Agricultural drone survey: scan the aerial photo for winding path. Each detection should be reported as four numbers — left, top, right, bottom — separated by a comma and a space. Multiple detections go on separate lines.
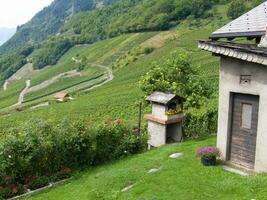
84, 63, 114, 92
72, 57, 114, 91
8, 58, 113, 109
11, 80, 31, 107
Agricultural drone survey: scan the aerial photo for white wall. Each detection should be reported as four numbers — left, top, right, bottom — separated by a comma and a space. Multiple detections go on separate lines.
218, 56, 267, 172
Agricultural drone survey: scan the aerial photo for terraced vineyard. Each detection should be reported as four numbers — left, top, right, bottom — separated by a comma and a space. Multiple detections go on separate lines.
0, 24, 220, 131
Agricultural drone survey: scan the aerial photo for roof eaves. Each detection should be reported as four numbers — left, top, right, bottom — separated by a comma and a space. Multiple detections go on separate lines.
198, 40, 267, 66
210, 31, 265, 39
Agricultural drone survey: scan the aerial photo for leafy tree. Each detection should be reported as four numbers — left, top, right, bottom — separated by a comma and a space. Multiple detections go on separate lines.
140, 51, 212, 108
227, 0, 247, 19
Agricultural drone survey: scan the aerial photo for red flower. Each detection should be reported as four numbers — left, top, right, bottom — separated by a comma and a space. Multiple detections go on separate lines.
4, 176, 11, 181
0, 185, 4, 189
9, 183, 15, 188
13, 189, 18, 194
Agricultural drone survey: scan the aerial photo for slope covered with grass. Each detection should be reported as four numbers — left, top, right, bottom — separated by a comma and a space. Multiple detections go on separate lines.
25, 137, 267, 200
0, 24, 220, 131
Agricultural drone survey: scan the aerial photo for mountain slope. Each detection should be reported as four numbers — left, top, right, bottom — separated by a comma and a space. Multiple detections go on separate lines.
0, 28, 15, 46
0, 0, 113, 54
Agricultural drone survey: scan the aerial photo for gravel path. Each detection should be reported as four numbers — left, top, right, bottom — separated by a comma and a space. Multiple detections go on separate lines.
84, 63, 114, 92
11, 80, 31, 107
72, 57, 114, 92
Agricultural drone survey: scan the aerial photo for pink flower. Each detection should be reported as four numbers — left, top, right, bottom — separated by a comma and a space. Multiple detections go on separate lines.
13, 189, 18, 194
0, 185, 4, 189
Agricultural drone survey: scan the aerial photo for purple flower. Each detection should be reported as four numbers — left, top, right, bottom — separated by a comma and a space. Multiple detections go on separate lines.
196, 146, 220, 158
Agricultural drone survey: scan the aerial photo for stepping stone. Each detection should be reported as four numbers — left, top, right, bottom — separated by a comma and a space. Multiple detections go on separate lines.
169, 153, 183, 159
121, 184, 135, 192
148, 167, 162, 174
223, 165, 249, 176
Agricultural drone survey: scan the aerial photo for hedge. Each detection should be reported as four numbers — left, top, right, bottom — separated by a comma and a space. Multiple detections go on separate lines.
0, 118, 147, 183
183, 104, 218, 139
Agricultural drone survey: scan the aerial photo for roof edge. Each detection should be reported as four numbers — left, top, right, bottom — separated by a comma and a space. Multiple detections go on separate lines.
210, 31, 265, 39
198, 40, 267, 66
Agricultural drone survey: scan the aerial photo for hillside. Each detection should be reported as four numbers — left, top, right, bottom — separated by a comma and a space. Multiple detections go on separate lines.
0, 0, 114, 54
0, 27, 15, 45
0, 20, 222, 132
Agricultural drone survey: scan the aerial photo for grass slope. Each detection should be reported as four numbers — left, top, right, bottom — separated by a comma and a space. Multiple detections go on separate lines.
25, 137, 267, 200
0, 26, 219, 130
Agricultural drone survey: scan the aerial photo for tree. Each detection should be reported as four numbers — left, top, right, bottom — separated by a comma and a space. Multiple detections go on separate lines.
227, 0, 247, 19
140, 51, 212, 108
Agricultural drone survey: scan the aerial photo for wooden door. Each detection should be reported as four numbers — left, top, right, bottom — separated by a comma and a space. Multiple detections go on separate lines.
229, 93, 259, 169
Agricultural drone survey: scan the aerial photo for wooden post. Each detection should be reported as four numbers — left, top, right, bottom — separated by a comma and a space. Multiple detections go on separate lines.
137, 102, 142, 134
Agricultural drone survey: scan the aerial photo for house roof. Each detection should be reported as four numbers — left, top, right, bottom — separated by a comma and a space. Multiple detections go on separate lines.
146, 91, 181, 105
54, 92, 69, 99
198, 40, 267, 66
210, 1, 267, 39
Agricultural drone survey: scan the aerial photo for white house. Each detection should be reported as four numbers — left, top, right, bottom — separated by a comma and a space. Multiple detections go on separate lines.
199, 1, 267, 172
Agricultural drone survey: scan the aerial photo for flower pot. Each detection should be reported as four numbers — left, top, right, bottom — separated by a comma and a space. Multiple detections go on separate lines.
201, 156, 217, 166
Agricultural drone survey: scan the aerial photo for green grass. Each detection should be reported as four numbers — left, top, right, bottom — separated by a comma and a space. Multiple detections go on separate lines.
25, 137, 267, 200
23, 66, 105, 102
0, 80, 25, 108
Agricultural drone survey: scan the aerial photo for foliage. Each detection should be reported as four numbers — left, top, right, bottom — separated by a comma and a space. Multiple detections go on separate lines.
183, 103, 218, 138
0, 0, 223, 83
63, 0, 220, 45
227, 0, 247, 19
0, 0, 106, 54
24, 175, 50, 191
140, 51, 218, 138
112, 46, 154, 70
0, 118, 147, 184
31, 37, 74, 69
0, 176, 25, 199
140, 51, 213, 109
227, 0, 265, 19
0, 45, 34, 84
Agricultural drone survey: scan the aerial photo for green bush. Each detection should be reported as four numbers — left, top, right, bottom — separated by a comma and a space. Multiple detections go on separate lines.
0, 118, 147, 184
183, 103, 218, 139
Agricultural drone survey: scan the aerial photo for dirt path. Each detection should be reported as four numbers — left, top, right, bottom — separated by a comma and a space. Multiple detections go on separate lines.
84, 63, 114, 92
26, 70, 81, 94
3, 81, 8, 91
11, 80, 31, 107
72, 57, 114, 91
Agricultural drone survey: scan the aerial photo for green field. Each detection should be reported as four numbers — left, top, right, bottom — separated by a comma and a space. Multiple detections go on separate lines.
24, 137, 267, 200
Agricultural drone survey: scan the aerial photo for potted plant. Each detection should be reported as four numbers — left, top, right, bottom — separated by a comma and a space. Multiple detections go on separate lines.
196, 146, 220, 166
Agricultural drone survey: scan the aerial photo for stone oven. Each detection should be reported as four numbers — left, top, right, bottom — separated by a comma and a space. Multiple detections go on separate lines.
144, 91, 185, 148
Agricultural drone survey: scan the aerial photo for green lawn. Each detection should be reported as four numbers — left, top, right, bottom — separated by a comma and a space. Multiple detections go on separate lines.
25, 137, 267, 200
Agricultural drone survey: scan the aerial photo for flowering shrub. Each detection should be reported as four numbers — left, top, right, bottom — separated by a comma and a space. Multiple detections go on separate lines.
0, 117, 147, 196
196, 146, 220, 159
24, 175, 50, 191
0, 176, 25, 199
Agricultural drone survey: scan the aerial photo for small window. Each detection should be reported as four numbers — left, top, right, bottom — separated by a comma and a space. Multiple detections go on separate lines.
241, 103, 252, 129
